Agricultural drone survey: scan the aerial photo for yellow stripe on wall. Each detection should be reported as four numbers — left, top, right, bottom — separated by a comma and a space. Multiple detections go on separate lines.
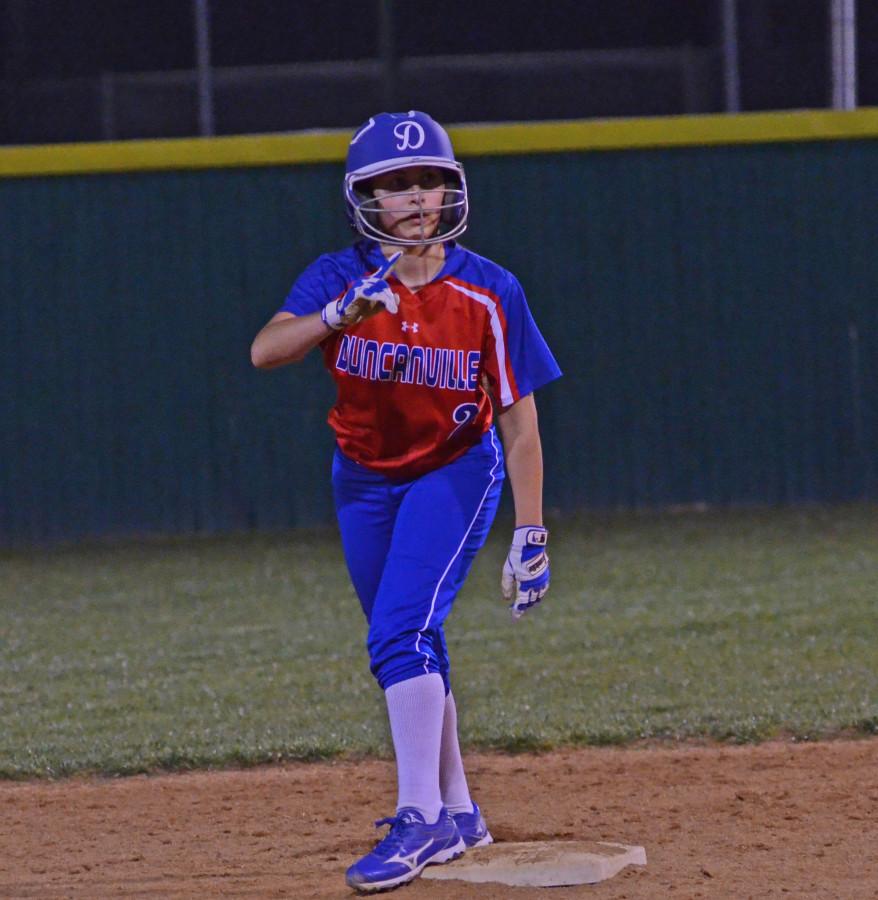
2, 108, 878, 179
451, 108, 878, 155
0, 131, 351, 179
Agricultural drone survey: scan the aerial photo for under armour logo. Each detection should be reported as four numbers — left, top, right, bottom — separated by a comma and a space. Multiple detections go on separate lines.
401, 321, 419, 333
394, 120, 425, 151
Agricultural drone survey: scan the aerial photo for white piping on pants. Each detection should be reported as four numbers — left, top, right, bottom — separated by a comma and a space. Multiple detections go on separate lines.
414, 428, 504, 674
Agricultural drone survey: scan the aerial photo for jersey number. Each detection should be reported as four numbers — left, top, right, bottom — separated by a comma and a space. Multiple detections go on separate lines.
447, 402, 479, 440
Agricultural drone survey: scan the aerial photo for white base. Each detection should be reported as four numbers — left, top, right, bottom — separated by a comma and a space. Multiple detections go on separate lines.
422, 840, 647, 887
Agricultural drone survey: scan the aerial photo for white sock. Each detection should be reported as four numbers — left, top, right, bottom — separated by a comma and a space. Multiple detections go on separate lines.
439, 691, 474, 816
385, 673, 445, 823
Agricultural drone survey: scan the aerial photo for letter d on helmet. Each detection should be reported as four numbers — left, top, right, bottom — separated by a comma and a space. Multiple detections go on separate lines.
344, 111, 468, 247
393, 120, 426, 151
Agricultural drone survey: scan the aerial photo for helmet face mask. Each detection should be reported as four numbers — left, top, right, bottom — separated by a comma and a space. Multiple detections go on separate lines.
348, 166, 467, 246
344, 112, 469, 247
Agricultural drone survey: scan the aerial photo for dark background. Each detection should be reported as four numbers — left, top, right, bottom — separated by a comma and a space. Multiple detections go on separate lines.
0, 0, 875, 144
0, 0, 835, 76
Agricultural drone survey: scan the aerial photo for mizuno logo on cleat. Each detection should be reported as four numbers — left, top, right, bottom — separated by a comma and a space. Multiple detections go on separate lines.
385, 839, 434, 871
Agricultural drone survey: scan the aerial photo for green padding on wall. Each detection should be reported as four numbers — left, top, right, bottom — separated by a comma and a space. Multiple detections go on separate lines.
1, 141, 876, 542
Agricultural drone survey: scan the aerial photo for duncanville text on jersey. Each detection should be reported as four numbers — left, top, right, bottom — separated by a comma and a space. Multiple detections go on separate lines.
336, 335, 481, 392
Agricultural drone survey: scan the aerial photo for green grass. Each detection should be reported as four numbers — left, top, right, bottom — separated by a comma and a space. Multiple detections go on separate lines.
1, 506, 876, 778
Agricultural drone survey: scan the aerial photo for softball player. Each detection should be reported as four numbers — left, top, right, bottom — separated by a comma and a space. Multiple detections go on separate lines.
251, 110, 561, 893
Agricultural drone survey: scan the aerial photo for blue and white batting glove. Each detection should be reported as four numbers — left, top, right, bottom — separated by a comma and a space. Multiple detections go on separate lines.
501, 526, 550, 620
321, 251, 401, 330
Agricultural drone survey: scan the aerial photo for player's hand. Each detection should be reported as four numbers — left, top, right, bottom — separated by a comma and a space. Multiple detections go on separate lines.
501, 526, 550, 620
321, 252, 401, 330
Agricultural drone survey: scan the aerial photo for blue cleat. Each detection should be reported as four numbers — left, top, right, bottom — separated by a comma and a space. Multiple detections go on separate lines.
452, 802, 493, 848
346, 806, 466, 893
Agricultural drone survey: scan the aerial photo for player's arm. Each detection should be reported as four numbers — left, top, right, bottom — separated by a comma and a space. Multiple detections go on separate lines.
252, 251, 402, 370
496, 393, 550, 619
496, 393, 543, 526
251, 311, 330, 369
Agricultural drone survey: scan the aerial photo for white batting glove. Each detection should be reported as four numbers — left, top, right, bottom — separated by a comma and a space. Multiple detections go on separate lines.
322, 251, 401, 330
501, 526, 550, 620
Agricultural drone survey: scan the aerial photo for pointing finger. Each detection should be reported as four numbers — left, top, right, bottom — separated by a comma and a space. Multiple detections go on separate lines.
375, 251, 403, 279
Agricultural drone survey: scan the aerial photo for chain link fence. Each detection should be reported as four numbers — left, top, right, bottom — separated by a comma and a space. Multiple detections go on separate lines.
0, 37, 873, 145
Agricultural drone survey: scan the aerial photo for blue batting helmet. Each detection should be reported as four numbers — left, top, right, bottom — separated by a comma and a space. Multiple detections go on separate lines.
344, 111, 468, 246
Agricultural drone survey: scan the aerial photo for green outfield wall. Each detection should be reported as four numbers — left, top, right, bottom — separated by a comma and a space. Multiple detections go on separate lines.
1, 111, 877, 543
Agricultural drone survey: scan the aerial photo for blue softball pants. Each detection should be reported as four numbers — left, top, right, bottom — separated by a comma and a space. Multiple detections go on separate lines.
331, 428, 505, 692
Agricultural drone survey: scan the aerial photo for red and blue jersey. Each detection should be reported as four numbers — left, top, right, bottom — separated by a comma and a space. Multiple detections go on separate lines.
280, 240, 561, 480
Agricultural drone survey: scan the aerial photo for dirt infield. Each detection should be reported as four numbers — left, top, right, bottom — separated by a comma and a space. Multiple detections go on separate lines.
2, 738, 876, 899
